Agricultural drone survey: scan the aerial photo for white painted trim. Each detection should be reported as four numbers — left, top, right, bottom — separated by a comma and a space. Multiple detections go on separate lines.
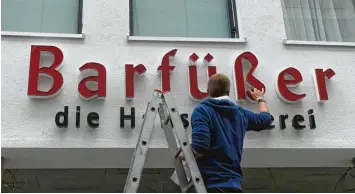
234, 0, 245, 40
127, 35, 247, 43
283, 39, 355, 47
1, 31, 85, 39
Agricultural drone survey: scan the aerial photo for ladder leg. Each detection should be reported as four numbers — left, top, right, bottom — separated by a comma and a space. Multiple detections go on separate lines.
158, 109, 189, 191
162, 93, 207, 193
123, 95, 160, 193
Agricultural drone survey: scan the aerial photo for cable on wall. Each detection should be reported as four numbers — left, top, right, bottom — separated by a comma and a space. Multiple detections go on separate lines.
333, 157, 355, 192
2, 169, 28, 192
267, 168, 277, 192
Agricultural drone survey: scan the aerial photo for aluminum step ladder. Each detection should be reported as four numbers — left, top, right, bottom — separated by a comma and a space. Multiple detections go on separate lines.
123, 90, 207, 193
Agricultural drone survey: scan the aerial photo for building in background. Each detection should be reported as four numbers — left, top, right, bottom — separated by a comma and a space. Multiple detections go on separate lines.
1, 0, 355, 192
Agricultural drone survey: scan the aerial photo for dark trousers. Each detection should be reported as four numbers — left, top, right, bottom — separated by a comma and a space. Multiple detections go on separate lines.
207, 187, 243, 193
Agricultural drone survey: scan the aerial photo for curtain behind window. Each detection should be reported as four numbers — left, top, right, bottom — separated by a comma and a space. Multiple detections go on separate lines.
282, 0, 355, 42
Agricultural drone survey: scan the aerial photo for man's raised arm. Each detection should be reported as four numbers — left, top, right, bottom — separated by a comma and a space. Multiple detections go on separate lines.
244, 88, 274, 131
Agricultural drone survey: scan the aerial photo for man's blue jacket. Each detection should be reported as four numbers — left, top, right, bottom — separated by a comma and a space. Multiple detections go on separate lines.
191, 96, 274, 189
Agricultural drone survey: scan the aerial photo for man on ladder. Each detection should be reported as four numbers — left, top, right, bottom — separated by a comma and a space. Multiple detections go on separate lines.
124, 89, 208, 193
124, 73, 273, 193
178, 74, 274, 193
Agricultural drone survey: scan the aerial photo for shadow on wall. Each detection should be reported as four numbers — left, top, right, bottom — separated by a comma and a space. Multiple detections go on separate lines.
2, 168, 355, 193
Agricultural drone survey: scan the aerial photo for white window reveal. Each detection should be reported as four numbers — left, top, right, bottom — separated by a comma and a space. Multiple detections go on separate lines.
130, 0, 240, 39
281, 0, 355, 42
1, 0, 83, 34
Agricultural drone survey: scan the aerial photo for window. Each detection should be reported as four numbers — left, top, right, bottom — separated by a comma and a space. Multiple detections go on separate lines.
1, 0, 82, 34
281, 0, 355, 42
130, 0, 239, 39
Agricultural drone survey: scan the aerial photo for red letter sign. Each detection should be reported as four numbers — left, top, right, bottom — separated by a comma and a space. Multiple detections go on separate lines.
276, 67, 306, 103
157, 49, 177, 92
78, 63, 107, 100
188, 53, 216, 100
313, 68, 336, 103
27, 45, 64, 98
233, 52, 265, 102
125, 64, 147, 100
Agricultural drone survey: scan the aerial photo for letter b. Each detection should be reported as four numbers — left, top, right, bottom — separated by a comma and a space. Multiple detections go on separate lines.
27, 45, 64, 98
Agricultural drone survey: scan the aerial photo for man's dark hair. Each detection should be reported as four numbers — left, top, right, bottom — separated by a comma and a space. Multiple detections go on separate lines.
207, 74, 231, 97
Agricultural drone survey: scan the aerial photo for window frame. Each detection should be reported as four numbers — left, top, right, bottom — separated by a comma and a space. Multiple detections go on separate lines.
128, 0, 246, 43
77, 0, 84, 34
1, 0, 84, 38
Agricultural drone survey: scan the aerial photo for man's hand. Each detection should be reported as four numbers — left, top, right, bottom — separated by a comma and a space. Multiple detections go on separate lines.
249, 88, 265, 101
249, 88, 269, 113
178, 149, 203, 161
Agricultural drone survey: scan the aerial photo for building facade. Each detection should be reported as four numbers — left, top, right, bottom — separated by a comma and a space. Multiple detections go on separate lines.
1, 0, 355, 192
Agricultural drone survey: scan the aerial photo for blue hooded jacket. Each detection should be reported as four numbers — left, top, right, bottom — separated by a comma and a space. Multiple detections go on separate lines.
191, 97, 274, 189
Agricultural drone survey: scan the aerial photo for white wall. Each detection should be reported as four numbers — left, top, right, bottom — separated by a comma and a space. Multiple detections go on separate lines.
2, 0, 355, 168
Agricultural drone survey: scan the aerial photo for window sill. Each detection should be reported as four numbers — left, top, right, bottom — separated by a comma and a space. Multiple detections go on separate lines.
1, 31, 85, 39
127, 35, 247, 44
283, 39, 355, 47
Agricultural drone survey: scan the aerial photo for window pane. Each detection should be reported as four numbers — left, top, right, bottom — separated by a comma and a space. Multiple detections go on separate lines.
132, 0, 187, 37
132, 0, 232, 38
41, 0, 80, 34
282, 0, 355, 42
185, 0, 231, 38
1, 0, 42, 33
1, 0, 80, 34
